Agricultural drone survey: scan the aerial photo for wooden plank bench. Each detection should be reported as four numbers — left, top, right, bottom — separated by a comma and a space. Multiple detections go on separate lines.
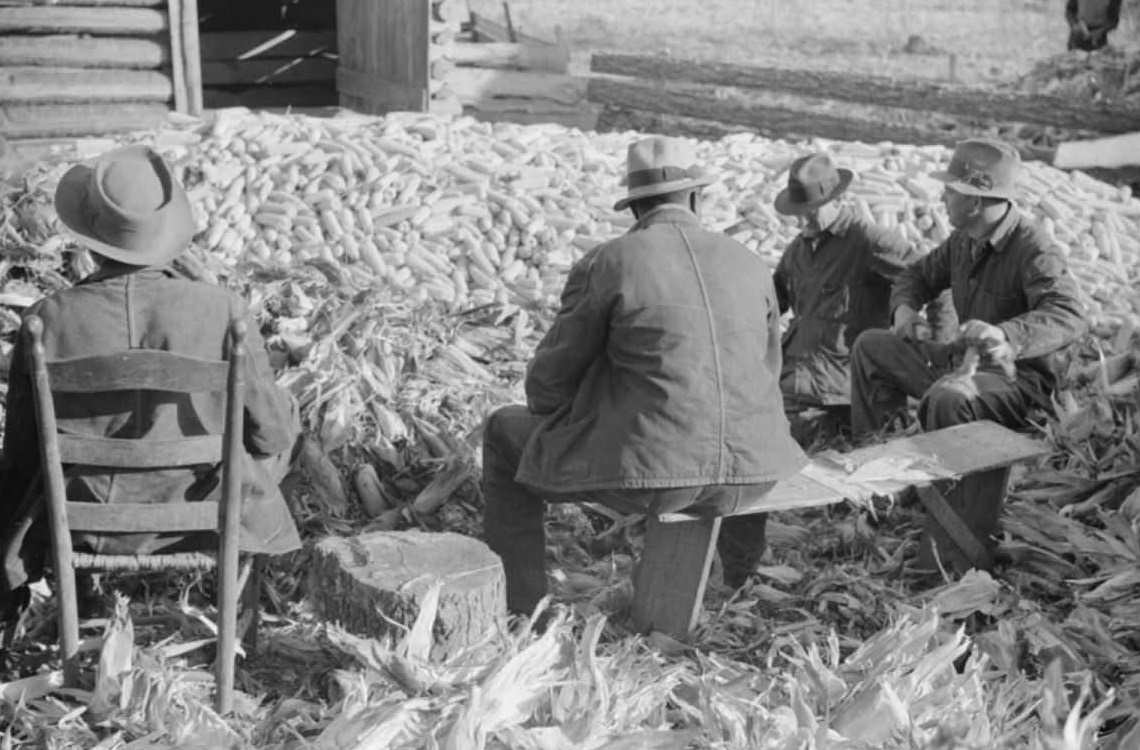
630, 420, 1048, 640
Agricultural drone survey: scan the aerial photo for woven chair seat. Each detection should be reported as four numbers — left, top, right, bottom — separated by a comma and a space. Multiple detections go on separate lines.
71, 551, 216, 572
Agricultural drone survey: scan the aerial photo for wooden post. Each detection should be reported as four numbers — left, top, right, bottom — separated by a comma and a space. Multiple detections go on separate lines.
631, 515, 721, 640
916, 468, 1011, 574
181, 0, 203, 116
167, 0, 186, 113
26, 317, 81, 686
948, 53, 958, 84
502, 1, 517, 43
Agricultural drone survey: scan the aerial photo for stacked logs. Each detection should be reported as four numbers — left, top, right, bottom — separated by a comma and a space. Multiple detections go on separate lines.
0, 0, 183, 139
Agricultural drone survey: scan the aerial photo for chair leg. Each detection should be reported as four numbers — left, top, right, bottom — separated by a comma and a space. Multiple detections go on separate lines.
55, 563, 81, 686
632, 515, 721, 640
215, 543, 240, 714
238, 554, 262, 654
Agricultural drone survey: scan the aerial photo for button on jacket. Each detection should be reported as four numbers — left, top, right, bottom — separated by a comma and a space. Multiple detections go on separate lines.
515, 204, 806, 492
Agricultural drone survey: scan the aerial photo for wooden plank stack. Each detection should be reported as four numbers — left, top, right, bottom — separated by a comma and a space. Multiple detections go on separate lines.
201, 28, 337, 110
0, 0, 181, 139
429, 5, 589, 128
199, 0, 337, 110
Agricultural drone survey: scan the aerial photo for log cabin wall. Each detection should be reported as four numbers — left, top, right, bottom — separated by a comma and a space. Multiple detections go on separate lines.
0, 0, 184, 139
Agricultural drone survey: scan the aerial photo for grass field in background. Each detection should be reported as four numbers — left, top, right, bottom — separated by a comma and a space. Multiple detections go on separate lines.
468, 0, 1139, 84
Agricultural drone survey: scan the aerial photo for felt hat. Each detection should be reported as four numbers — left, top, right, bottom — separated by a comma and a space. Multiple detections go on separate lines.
931, 138, 1021, 201
54, 145, 195, 267
613, 136, 715, 211
773, 153, 854, 216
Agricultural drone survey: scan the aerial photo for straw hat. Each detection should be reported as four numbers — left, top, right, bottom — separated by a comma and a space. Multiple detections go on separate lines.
613, 136, 715, 211
54, 145, 195, 267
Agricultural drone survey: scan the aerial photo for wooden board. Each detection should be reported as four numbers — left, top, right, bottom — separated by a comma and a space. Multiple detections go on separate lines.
336, 0, 429, 114
21, 0, 163, 5
591, 53, 1140, 136
0, 102, 168, 139
201, 30, 336, 62
443, 41, 569, 72
464, 11, 550, 46
0, 35, 168, 68
203, 57, 336, 86
0, 67, 173, 103
631, 515, 721, 639
447, 68, 586, 106
203, 85, 338, 110
660, 421, 1047, 522
0, 6, 168, 35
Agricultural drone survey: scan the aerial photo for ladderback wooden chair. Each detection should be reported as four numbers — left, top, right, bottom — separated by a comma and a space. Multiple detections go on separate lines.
24, 314, 248, 714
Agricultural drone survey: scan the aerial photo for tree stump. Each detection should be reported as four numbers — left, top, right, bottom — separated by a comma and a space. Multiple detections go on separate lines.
307, 530, 506, 660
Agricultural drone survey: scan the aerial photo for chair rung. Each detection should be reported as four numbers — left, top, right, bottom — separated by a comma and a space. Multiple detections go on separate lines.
71, 551, 217, 571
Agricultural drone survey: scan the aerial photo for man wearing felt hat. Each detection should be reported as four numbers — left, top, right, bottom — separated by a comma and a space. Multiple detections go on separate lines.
0, 145, 302, 621
850, 137, 1085, 439
482, 136, 805, 612
772, 152, 953, 445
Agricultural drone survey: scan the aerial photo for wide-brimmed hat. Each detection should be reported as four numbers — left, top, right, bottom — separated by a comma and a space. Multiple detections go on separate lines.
931, 138, 1020, 201
613, 136, 715, 211
774, 153, 854, 216
54, 145, 195, 267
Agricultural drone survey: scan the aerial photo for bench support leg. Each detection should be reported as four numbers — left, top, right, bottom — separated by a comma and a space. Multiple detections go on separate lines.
917, 467, 1011, 574
632, 515, 721, 640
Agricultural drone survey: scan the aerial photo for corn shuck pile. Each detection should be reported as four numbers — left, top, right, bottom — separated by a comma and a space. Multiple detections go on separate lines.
2, 109, 1140, 747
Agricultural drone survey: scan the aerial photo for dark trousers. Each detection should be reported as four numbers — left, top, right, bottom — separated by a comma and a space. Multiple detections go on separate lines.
1068, 27, 1111, 51
849, 329, 1030, 437
482, 405, 773, 615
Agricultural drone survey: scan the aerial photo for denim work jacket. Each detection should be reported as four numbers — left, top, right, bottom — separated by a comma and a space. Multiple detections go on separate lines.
515, 205, 807, 492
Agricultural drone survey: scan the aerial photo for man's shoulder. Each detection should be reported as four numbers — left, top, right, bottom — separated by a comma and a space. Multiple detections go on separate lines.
40, 273, 239, 320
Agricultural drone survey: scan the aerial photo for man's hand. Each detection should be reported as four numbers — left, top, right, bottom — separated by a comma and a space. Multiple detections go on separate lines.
958, 319, 1016, 378
892, 304, 929, 341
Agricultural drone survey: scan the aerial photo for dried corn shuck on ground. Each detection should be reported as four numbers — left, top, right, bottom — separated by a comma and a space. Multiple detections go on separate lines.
3, 109, 1140, 747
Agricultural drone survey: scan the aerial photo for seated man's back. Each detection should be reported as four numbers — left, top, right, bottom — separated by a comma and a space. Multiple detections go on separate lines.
1, 145, 301, 612
519, 203, 798, 490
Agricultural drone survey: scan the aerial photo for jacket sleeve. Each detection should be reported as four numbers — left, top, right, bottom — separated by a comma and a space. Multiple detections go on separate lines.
997, 247, 1088, 360
231, 299, 299, 457
863, 223, 917, 284
772, 247, 792, 315
890, 238, 954, 316
0, 313, 40, 532
525, 249, 611, 415
1108, 0, 1122, 29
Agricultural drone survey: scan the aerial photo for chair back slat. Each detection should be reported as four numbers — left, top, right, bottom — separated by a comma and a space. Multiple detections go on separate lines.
57, 434, 223, 468
46, 351, 229, 393
66, 501, 220, 533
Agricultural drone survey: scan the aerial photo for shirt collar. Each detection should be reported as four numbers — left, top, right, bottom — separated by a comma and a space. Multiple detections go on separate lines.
801, 205, 853, 244
79, 263, 179, 285
632, 203, 701, 231
977, 205, 1020, 254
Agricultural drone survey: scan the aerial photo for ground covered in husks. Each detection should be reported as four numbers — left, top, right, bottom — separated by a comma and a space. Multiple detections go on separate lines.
2, 110, 1140, 748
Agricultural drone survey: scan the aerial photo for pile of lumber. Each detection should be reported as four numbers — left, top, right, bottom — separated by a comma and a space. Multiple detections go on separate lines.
199, 27, 337, 110
429, 4, 588, 128
0, 0, 190, 139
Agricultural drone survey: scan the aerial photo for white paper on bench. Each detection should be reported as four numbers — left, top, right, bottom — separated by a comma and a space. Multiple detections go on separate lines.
656, 451, 958, 522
